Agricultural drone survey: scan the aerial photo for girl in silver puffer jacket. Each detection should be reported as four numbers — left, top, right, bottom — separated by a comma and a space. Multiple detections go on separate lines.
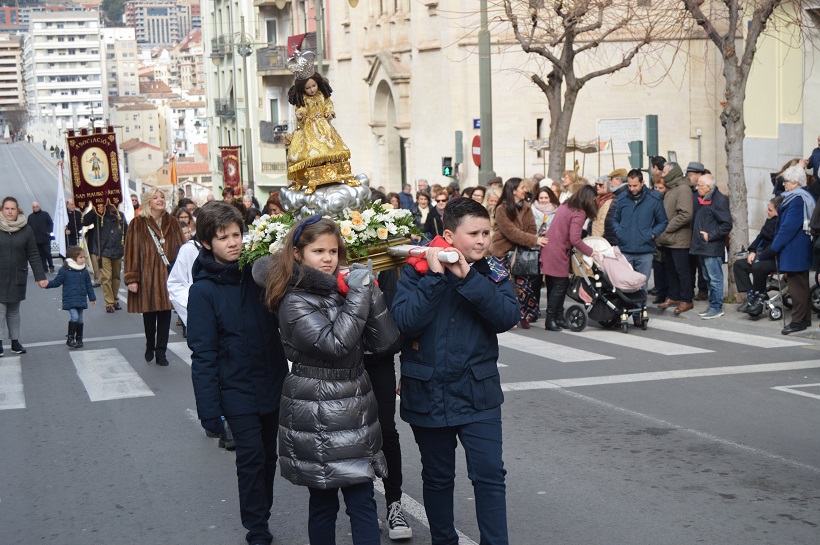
259, 216, 400, 545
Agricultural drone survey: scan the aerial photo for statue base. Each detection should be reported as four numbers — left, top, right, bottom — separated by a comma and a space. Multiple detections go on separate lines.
280, 173, 372, 219
288, 160, 360, 195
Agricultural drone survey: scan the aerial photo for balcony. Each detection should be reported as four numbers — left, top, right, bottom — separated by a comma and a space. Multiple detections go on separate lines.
210, 36, 227, 58
261, 161, 287, 173
256, 45, 287, 74
260, 120, 288, 145
254, 0, 290, 6
214, 98, 235, 119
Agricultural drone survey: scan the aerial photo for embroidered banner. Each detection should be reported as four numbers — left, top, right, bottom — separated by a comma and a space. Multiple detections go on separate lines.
220, 146, 242, 196
67, 129, 122, 217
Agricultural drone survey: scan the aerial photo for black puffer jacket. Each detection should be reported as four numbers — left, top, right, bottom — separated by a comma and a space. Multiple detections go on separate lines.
276, 262, 400, 489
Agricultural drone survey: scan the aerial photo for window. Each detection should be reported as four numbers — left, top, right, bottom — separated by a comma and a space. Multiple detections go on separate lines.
147, 153, 152, 160
266, 19, 278, 45
270, 98, 279, 124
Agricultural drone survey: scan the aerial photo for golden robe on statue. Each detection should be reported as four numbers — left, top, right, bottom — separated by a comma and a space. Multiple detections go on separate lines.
287, 93, 350, 181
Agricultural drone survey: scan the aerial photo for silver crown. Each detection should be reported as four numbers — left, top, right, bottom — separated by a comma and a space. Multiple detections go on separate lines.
287, 49, 316, 80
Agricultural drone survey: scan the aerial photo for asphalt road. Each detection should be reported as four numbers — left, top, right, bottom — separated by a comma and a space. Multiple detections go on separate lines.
0, 141, 817, 545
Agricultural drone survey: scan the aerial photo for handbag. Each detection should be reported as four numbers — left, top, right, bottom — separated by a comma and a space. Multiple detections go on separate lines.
506, 245, 540, 276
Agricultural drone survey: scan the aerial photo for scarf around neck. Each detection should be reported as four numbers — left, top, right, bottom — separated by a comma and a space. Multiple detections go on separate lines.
66, 258, 86, 271
0, 213, 27, 233
781, 187, 816, 235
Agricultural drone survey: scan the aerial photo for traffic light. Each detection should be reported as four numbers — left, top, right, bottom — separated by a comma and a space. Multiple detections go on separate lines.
628, 140, 644, 169
442, 157, 453, 177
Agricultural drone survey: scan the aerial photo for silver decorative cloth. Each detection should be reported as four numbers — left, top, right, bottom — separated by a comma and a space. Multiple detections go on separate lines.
280, 174, 372, 219
287, 49, 317, 80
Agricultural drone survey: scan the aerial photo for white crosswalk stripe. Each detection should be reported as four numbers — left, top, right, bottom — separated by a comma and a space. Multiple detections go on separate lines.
70, 348, 155, 402
650, 318, 807, 348
2, 318, 814, 411
563, 329, 713, 356
497, 331, 613, 362
168, 342, 192, 366
0, 356, 25, 409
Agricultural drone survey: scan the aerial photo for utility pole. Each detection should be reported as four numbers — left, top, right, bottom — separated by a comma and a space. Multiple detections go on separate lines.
314, 0, 324, 76
238, 16, 254, 194
478, 0, 496, 185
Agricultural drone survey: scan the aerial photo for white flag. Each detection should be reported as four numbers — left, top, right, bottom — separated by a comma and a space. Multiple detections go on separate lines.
53, 163, 68, 258
120, 150, 134, 223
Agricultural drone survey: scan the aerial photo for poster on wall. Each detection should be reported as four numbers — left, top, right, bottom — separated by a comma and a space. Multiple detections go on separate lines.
220, 146, 242, 196
67, 128, 122, 217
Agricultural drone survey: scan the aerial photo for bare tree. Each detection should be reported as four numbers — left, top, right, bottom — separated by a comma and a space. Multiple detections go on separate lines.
3, 107, 27, 134
681, 0, 789, 294
502, 0, 683, 181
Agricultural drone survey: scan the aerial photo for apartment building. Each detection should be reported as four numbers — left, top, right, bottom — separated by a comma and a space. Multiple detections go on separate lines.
18, 5, 88, 28
109, 101, 166, 150
0, 33, 24, 125
102, 28, 140, 97
23, 11, 106, 131
124, 0, 195, 46
203, 0, 291, 192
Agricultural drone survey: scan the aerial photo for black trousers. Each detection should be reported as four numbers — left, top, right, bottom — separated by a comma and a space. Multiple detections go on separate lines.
652, 256, 667, 297
364, 354, 403, 505
662, 248, 693, 302
37, 242, 53, 270
142, 310, 171, 354
226, 411, 279, 545
733, 258, 776, 294
545, 275, 569, 316
786, 271, 811, 323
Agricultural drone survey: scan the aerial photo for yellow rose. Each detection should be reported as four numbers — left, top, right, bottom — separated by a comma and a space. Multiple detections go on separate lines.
351, 211, 362, 221
340, 224, 353, 237
351, 217, 364, 228
377, 227, 389, 240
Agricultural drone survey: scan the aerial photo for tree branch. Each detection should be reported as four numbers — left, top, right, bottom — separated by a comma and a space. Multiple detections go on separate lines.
681, 0, 724, 49
577, 38, 646, 87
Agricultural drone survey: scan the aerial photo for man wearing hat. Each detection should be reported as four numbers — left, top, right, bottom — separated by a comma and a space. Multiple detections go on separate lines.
609, 168, 629, 197
686, 161, 710, 301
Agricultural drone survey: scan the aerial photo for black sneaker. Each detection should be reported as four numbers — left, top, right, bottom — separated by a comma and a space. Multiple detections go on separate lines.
0, 340, 4, 357
11, 340, 26, 354
386, 501, 412, 540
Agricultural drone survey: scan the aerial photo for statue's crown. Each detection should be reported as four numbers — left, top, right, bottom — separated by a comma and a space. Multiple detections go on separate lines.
287, 48, 316, 80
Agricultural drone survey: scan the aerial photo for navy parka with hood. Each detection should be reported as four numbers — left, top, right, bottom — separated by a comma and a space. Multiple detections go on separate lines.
187, 251, 288, 420
391, 259, 519, 428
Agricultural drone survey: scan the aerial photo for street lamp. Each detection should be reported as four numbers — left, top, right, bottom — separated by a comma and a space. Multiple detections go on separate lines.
235, 18, 255, 195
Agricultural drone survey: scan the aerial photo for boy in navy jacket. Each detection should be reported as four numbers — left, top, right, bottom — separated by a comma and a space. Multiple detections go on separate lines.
391, 198, 519, 545
187, 201, 288, 545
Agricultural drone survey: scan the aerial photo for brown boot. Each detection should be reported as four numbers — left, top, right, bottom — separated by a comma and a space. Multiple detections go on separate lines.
673, 302, 694, 314
657, 299, 680, 309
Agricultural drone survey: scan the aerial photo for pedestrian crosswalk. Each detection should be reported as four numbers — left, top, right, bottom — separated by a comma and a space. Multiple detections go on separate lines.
70, 348, 154, 402
0, 318, 813, 410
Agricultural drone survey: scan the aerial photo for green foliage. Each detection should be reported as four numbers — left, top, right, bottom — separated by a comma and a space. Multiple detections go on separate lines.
101, 0, 127, 27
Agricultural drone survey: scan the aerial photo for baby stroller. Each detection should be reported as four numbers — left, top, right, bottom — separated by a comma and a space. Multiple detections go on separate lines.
564, 237, 649, 333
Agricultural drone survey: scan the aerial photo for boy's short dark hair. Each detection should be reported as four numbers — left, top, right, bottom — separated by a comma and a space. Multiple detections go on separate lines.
442, 197, 490, 232
196, 201, 243, 247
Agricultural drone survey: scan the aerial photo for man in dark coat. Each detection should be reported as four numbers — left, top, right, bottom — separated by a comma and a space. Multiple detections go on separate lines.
27, 201, 54, 273
690, 174, 733, 319
64, 199, 83, 248
612, 169, 668, 308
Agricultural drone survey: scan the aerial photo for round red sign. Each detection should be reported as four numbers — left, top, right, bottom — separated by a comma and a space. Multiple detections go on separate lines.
472, 135, 481, 167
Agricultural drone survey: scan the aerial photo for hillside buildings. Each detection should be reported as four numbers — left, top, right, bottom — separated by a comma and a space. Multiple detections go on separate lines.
23, 10, 105, 131
0, 33, 24, 127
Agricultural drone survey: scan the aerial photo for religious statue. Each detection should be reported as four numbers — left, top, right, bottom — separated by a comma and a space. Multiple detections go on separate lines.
285, 50, 359, 195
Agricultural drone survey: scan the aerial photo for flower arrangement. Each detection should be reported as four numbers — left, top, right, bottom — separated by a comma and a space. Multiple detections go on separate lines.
239, 202, 420, 268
